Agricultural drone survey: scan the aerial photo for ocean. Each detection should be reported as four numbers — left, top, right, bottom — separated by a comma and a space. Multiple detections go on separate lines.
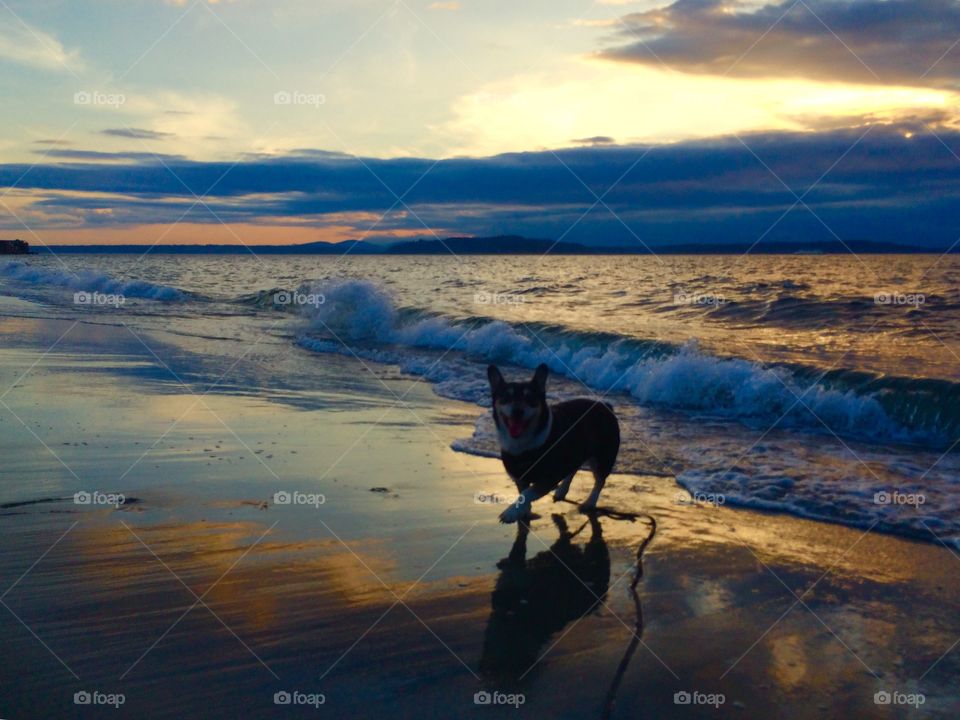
1, 252, 957, 546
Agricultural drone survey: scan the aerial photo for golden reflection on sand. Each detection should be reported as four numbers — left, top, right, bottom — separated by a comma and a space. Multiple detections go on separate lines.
770, 634, 808, 690
69, 520, 407, 633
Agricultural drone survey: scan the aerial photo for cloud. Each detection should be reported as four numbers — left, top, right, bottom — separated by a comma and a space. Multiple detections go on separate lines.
101, 128, 175, 140
439, 57, 953, 156
602, 0, 960, 87
572, 18, 620, 27
0, 17, 81, 72
572, 136, 617, 145
114, 92, 248, 160
4, 124, 960, 247
33, 149, 186, 162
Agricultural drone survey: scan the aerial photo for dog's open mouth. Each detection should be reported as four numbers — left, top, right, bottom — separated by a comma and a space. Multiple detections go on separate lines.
505, 417, 528, 438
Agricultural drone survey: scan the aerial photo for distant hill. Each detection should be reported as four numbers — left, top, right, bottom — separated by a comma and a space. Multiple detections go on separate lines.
0, 239, 29, 255
31, 235, 948, 255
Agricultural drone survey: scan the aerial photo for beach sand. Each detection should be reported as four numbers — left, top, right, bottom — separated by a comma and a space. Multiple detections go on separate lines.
1, 315, 958, 719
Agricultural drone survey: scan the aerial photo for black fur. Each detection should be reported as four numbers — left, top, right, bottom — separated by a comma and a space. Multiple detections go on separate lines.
488, 363, 620, 500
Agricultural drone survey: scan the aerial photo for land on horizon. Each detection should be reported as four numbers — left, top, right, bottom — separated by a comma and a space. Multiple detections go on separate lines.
15, 235, 955, 255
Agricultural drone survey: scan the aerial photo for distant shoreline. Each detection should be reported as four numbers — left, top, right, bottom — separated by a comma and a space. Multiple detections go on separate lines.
21, 234, 956, 255
27, 250, 955, 255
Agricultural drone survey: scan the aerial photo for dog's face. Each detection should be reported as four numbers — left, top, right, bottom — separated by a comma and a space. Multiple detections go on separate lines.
487, 363, 549, 441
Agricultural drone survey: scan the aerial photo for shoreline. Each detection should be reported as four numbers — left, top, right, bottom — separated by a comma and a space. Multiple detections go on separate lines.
1, 315, 958, 718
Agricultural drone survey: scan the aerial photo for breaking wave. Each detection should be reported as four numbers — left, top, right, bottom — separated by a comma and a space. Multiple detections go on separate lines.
0, 260, 185, 301
293, 279, 958, 447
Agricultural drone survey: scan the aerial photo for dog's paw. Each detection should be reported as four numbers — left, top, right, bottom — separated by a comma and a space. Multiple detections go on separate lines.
499, 504, 527, 524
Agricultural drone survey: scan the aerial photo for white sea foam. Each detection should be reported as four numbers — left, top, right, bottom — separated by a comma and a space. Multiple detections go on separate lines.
295, 278, 919, 444
676, 466, 958, 547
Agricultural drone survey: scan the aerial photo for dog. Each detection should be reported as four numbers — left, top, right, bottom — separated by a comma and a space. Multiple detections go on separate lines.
487, 363, 620, 523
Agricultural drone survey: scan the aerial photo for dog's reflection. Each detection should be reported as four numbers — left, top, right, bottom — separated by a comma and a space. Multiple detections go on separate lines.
479, 514, 610, 682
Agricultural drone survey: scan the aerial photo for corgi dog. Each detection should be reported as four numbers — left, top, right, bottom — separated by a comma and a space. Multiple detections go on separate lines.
487, 363, 620, 523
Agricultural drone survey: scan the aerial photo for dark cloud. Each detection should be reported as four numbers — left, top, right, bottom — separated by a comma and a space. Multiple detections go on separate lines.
100, 128, 174, 140
602, 0, 960, 87
572, 136, 616, 146
32, 149, 186, 162
3, 123, 960, 247
33, 139, 73, 146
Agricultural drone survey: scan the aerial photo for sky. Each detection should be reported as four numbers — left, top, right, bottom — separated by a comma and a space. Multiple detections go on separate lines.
1, 0, 959, 248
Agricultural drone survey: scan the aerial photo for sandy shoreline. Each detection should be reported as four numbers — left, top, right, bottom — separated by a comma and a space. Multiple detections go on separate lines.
1, 314, 958, 718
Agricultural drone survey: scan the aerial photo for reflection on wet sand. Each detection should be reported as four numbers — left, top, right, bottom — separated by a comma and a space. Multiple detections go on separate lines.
601, 513, 656, 720
479, 511, 658, 718
480, 515, 611, 683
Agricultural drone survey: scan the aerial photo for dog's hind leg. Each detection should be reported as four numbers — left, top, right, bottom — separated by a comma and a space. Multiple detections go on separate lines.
553, 471, 576, 502
579, 458, 607, 512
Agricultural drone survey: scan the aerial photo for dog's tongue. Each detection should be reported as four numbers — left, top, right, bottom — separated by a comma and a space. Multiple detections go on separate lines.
507, 418, 526, 438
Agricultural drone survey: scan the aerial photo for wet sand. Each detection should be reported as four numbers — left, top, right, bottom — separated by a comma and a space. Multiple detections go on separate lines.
1, 315, 958, 719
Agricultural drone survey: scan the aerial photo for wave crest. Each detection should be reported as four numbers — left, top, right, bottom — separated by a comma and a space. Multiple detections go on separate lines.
0, 260, 184, 301
295, 279, 953, 446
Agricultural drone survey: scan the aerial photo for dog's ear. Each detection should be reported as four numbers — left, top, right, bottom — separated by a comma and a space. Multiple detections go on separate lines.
532, 363, 549, 394
487, 364, 505, 393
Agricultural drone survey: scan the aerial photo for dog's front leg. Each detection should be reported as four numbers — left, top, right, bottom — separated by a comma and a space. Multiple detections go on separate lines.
499, 486, 545, 524
553, 471, 576, 501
